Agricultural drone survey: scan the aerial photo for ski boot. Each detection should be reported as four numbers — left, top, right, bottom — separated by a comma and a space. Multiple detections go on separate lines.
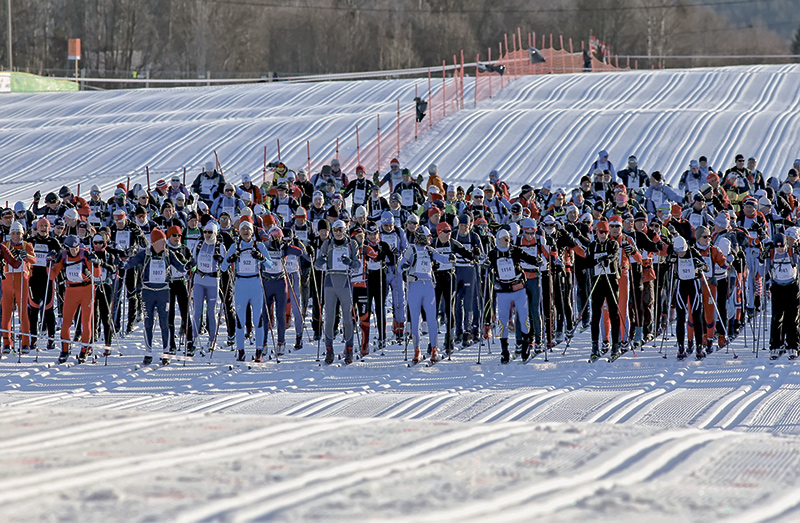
770, 347, 782, 360
696, 345, 706, 360
430, 347, 440, 363
705, 340, 714, 355
500, 339, 510, 364
168, 346, 177, 355
58, 351, 70, 364
324, 346, 335, 365
608, 343, 621, 362
534, 342, 543, 354
236, 349, 246, 362
788, 348, 799, 360
2, 346, 10, 355
677, 345, 687, 360
77, 350, 88, 364
187, 341, 195, 357
227, 335, 235, 347
142, 355, 153, 365
590, 342, 601, 362
343, 346, 354, 365
521, 342, 531, 362
687, 342, 694, 355
47, 340, 56, 351
412, 347, 421, 365
20, 345, 30, 355
254, 349, 264, 363
462, 332, 472, 347
276, 342, 285, 356
601, 341, 610, 355
294, 335, 303, 351
161, 356, 170, 366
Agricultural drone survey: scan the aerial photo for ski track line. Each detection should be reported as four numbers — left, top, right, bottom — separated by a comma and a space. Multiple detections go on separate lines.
600, 367, 689, 424
691, 364, 777, 430
417, 428, 729, 523
0, 417, 371, 506
712, 364, 797, 431
489, 431, 731, 522
177, 422, 536, 523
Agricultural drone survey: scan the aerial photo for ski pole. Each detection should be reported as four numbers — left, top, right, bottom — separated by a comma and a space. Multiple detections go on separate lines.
699, 271, 736, 359
562, 272, 601, 356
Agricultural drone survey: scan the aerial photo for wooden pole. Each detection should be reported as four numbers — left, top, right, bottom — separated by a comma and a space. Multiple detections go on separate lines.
427, 68, 432, 129
460, 49, 465, 110
415, 84, 418, 140
276, 139, 281, 162
356, 124, 361, 165
146, 166, 150, 190
442, 60, 446, 119
488, 47, 492, 98
475, 53, 479, 108
263, 145, 267, 184
336, 137, 339, 161
306, 140, 311, 172
396, 99, 401, 157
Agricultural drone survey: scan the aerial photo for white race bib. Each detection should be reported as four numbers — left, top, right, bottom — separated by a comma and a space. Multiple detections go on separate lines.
496, 257, 516, 280
115, 230, 131, 250
331, 246, 349, 272
200, 178, 214, 196
239, 251, 257, 275
354, 188, 366, 204
277, 204, 291, 223
295, 229, 308, 244
401, 189, 414, 207
774, 260, 796, 281
197, 253, 213, 273
66, 262, 83, 283
383, 234, 398, 251
285, 255, 300, 274
414, 249, 432, 275
149, 259, 166, 283
222, 205, 235, 218
677, 258, 695, 280
34, 244, 48, 267
689, 213, 704, 231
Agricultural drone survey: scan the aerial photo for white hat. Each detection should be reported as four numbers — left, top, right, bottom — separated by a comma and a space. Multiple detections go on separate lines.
242, 173, 251, 183
204, 161, 214, 172
197, 201, 209, 212
204, 221, 218, 233
90, 185, 101, 193
472, 188, 484, 198
10, 221, 24, 234
253, 204, 266, 216
332, 220, 346, 230
239, 220, 253, 230
428, 163, 438, 175
496, 229, 510, 241
64, 208, 79, 221
241, 192, 252, 203
786, 227, 799, 239
673, 235, 687, 252
354, 206, 367, 218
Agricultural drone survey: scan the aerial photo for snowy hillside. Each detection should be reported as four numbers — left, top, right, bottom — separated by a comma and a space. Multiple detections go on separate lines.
4, 65, 800, 521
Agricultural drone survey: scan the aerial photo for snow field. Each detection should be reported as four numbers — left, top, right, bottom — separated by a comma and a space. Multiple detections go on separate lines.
4, 64, 800, 520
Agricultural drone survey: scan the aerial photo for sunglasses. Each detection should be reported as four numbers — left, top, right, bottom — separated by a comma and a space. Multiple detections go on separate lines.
170, 234, 180, 238
203, 231, 214, 234
699, 235, 710, 239
776, 244, 786, 248
93, 241, 105, 245
609, 224, 622, 228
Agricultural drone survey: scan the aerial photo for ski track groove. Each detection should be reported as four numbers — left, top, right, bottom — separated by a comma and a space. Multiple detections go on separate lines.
175, 422, 537, 522
0, 417, 372, 506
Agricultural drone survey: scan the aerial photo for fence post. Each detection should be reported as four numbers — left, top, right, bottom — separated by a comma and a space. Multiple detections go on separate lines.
501, 38, 507, 87
263, 146, 267, 184
442, 60, 446, 119
512, 33, 517, 80
277, 139, 281, 162
488, 47, 492, 98
183, 167, 186, 186
475, 53, 479, 108
428, 68, 432, 129
307, 140, 311, 173
146, 166, 150, 190
336, 137, 339, 161
460, 49, 465, 109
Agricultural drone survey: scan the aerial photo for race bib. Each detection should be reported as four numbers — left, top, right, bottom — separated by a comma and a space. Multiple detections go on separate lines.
689, 213, 704, 230
415, 249, 432, 275
65, 262, 83, 283
651, 191, 664, 208
367, 258, 382, 271
277, 204, 291, 223
285, 255, 300, 274
239, 251, 257, 274
115, 230, 131, 250
222, 205, 235, 218
295, 229, 308, 244
774, 261, 796, 281
197, 253, 213, 273
331, 246, 349, 272
200, 179, 214, 197
496, 257, 516, 280
34, 244, 48, 267
383, 234, 398, 251
677, 258, 694, 280
354, 188, 366, 204
149, 259, 166, 283
401, 189, 414, 207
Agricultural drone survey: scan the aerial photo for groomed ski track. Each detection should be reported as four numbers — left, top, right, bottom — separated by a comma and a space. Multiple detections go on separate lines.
3, 65, 800, 521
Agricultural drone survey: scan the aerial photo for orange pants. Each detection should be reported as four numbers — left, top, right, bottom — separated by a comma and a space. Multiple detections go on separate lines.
61, 284, 93, 352
2, 273, 31, 347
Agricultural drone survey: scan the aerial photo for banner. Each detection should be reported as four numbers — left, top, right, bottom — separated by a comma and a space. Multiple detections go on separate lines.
0, 72, 10, 93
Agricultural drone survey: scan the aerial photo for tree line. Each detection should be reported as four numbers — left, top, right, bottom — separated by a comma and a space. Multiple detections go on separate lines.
1, 0, 793, 82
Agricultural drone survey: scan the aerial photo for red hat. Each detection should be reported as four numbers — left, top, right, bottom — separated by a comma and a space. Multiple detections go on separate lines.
166, 225, 182, 237
151, 228, 167, 243
596, 220, 610, 232
36, 218, 51, 228
238, 215, 253, 225
428, 206, 442, 217
263, 214, 277, 227
608, 215, 623, 223
356, 165, 365, 173
436, 222, 452, 235
671, 203, 682, 217
295, 206, 307, 218
390, 158, 400, 166
156, 179, 167, 188
706, 172, 720, 183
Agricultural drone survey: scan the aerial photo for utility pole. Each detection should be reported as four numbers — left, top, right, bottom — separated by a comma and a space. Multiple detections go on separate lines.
6, 0, 12, 71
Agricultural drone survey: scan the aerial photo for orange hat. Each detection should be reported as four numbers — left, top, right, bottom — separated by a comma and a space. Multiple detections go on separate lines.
596, 220, 609, 232
671, 203, 682, 217
263, 214, 277, 227
608, 215, 623, 223
428, 206, 442, 217
436, 222, 452, 235
706, 172, 720, 183
151, 228, 167, 243
166, 225, 182, 237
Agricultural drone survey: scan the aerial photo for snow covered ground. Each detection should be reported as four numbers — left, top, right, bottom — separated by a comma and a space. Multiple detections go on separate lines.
4, 65, 800, 521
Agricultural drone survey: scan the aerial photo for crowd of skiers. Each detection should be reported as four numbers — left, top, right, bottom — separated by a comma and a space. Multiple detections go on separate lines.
1, 150, 799, 366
